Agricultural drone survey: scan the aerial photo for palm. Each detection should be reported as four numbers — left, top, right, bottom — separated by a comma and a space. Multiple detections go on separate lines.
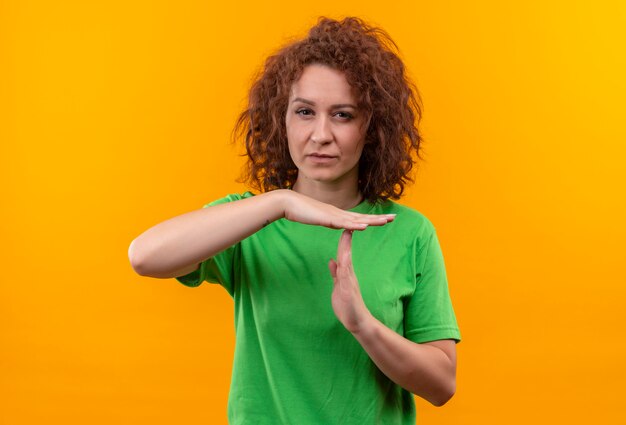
283, 191, 395, 230
328, 230, 370, 333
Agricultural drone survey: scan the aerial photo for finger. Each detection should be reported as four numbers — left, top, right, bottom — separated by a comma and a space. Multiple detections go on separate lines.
339, 217, 392, 231
339, 222, 369, 231
328, 258, 338, 279
352, 213, 395, 220
337, 229, 353, 269
351, 214, 396, 227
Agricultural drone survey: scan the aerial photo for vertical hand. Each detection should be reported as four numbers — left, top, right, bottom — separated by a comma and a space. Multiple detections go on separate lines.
328, 230, 372, 333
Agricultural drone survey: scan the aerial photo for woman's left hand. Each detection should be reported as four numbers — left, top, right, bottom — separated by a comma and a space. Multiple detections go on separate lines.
328, 230, 372, 333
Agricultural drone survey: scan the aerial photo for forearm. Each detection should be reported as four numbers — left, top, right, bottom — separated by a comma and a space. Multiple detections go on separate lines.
129, 190, 288, 278
351, 314, 456, 406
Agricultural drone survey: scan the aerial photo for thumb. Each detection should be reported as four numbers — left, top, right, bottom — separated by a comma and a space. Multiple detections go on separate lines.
328, 258, 338, 279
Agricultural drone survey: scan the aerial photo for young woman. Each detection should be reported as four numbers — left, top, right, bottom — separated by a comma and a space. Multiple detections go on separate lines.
129, 16, 461, 424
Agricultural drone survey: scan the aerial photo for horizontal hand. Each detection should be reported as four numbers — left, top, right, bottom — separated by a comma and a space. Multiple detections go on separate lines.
284, 191, 395, 231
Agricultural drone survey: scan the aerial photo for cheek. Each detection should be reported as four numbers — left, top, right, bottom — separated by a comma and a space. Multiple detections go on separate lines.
345, 129, 367, 155
286, 134, 301, 165
286, 129, 299, 152
286, 138, 296, 159
285, 121, 296, 150
286, 118, 301, 141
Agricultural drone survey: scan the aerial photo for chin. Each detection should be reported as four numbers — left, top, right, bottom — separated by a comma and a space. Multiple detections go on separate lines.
297, 163, 358, 185
301, 169, 340, 181
306, 174, 350, 185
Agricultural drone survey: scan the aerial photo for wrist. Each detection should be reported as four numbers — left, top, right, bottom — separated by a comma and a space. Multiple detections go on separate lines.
350, 310, 378, 340
268, 189, 291, 220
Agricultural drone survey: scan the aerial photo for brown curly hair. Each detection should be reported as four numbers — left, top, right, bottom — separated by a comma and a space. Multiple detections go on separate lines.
233, 16, 423, 203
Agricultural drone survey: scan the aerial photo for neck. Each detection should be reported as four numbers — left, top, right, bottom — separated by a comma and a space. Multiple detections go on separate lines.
292, 177, 363, 210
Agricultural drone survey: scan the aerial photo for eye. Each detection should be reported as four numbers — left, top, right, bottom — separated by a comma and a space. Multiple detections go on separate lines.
335, 111, 354, 120
296, 108, 314, 116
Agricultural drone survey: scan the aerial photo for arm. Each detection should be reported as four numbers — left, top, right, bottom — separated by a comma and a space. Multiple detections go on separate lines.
129, 190, 395, 279
329, 231, 457, 406
353, 318, 456, 406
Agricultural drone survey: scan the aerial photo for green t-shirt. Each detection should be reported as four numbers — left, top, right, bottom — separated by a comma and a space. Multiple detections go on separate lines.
176, 192, 461, 424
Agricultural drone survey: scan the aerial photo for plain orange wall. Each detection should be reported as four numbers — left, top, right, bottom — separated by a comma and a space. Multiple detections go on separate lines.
2, 0, 625, 423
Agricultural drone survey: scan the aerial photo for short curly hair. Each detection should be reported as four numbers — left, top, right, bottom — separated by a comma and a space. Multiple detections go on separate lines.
233, 16, 423, 203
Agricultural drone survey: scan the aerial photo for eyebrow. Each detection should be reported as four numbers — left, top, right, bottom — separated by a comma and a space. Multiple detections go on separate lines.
292, 97, 357, 109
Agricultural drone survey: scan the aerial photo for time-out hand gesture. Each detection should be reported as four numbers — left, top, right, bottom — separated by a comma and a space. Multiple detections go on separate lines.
328, 230, 373, 333
283, 190, 395, 231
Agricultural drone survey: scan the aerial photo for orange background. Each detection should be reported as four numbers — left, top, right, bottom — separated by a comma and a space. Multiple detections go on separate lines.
2, 1, 625, 423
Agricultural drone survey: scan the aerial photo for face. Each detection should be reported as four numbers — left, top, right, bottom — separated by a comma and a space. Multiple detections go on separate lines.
285, 64, 367, 188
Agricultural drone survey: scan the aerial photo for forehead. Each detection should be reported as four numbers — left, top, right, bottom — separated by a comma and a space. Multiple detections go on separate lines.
289, 64, 357, 104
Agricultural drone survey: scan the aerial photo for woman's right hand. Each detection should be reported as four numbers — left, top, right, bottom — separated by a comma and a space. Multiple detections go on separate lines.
281, 190, 396, 231
129, 189, 395, 279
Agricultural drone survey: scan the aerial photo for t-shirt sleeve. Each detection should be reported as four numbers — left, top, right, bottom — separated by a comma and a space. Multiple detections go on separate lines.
404, 223, 461, 344
174, 192, 252, 296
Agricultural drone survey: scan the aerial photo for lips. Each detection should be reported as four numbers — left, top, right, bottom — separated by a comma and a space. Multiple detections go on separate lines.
306, 152, 337, 164
307, 153, 337, 158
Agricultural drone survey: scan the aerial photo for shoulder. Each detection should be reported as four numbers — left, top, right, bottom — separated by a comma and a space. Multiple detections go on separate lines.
372, 200, 436, 236
202, 191, 257, 208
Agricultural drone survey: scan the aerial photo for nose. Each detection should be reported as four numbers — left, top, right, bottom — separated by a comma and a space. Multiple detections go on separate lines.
310, 116, 333, 144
